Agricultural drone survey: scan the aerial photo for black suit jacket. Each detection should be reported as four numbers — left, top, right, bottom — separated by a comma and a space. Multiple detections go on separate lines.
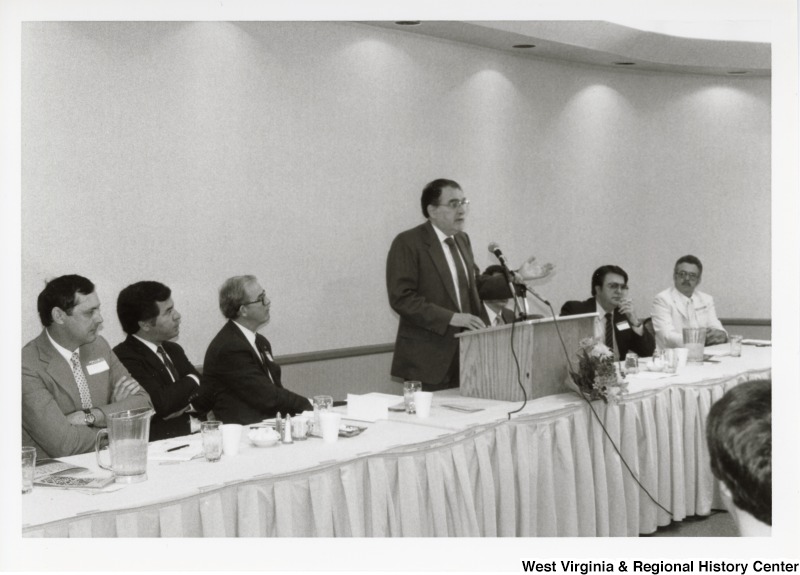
113, 336, 211, 441
202, 321, 312, 425
386, 221, 507, 385
560, 297, 655, 360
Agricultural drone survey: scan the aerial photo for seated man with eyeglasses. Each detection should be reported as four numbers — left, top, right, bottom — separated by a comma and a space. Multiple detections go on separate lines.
560, 265, 655, 360
203, 275, 312, 425
651, 254, 728, 349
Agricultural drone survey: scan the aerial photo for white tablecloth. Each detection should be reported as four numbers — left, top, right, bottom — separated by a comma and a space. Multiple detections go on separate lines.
22, 346, 770, 537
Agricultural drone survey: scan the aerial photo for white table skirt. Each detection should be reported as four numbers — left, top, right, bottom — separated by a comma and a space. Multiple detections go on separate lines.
22, 347, 770, 537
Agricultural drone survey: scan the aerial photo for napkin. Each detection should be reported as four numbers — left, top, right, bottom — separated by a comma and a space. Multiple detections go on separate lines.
149, 439, 203, 462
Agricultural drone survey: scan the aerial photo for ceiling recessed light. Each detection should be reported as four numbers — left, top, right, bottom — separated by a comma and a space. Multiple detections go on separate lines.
613, 62, 636, 66
512, 44, 536, 49
395, 21, 420, 26
727, 71, 748, 75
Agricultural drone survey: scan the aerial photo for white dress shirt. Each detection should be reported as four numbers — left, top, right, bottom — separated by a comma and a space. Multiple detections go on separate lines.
431, 223, 470, 311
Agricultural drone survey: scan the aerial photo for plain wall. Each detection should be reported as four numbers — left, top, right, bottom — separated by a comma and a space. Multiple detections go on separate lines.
21, 21, 770, 366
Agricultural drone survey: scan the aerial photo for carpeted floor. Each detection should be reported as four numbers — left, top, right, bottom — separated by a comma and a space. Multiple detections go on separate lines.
645, 510, 738, 537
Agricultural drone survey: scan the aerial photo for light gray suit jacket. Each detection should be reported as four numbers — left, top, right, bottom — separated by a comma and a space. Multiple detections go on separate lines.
651, 287, 726, 349
22, 330, 152, 458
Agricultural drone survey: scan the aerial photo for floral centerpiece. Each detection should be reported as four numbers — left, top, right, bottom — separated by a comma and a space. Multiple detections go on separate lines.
568, 337, 629, 403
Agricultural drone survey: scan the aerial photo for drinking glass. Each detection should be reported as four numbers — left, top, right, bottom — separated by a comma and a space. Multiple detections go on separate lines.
312, 395, 333, 435
22, 446, 36, 494
201, 421, 223, 462
403, 381, 422, 414
729, 335, 743, 357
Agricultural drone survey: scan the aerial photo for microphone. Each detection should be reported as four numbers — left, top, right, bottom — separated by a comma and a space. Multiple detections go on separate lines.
488, 242, 511, 271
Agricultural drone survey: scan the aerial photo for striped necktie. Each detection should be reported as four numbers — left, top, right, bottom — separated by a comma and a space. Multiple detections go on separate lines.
604, 312, 614, 351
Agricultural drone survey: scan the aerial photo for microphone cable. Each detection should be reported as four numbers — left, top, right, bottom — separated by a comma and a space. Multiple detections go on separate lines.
505, 285, 528, 419
516, 285, 674, 520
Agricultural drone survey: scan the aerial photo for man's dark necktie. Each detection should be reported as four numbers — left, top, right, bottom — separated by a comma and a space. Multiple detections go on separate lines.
157, 345, 179, 382
604, 312, 614, 351
444, 237, 472, 314
256, 335, 279, 387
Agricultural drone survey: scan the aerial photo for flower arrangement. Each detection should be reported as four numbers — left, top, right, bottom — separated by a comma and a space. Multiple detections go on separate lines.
568, 337, 629, 403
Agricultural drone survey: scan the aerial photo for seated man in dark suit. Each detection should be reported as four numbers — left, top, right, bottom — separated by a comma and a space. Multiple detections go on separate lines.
203, 275, 312, 425
560, 265, 655, 360
113, 281, 213, 441
22, 275, 152, 458
479, 265, 545, 325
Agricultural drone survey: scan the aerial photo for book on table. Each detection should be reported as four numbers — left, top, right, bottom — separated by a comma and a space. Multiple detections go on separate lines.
34, 458, 115, 489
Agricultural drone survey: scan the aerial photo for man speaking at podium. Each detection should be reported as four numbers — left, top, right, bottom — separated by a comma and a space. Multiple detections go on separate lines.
386, 178, 552, 391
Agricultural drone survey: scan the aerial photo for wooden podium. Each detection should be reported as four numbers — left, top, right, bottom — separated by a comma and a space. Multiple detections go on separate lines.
457, 313, 595, 402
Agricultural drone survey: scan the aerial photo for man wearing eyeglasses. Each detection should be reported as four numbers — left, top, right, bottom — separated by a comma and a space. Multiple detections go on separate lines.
651, 255, 728, 348
203, 275, 312, 425
386, 178, 553, 391
560, 265, 655, 360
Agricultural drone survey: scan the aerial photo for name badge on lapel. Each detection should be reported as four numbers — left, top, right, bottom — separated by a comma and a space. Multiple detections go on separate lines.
265, 350, 275, 363
86, 359, 110, 375
616, 320, 631, 331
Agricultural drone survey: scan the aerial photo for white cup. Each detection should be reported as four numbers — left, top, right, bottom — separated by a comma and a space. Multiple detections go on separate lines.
413, 391, 433, 418
221, 423, 243, 456
319, 412, 341, 443
675, 347, 689, 368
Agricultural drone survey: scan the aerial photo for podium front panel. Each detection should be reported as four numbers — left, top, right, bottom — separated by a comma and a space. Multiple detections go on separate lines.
458, 314, 595, 402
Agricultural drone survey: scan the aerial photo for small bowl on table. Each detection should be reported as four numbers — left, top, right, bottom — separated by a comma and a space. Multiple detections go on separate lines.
248, 427, 280, 447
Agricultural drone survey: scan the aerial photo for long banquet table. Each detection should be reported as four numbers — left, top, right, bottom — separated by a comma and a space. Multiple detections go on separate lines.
22, 345, 771, 537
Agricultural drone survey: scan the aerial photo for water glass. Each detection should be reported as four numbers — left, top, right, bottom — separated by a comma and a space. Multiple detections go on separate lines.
201, 421, 223, 462
312, 395, 333, 435
729, 334, 743, 357
291, 416, 309, 441
22, 446, 36, 494
403, 380, 422, 414
624, 352, 639, 374
663, 349, 679, 374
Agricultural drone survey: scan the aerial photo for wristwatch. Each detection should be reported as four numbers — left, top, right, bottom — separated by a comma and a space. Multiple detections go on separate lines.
83, 408, 96, 427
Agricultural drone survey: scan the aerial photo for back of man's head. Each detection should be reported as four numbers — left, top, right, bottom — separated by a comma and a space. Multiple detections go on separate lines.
706, 379, 772, 528
117, 281, 172, 335
37, 274, 95, 326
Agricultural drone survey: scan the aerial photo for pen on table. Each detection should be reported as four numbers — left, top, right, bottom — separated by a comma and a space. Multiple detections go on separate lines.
166, 444, 189, 452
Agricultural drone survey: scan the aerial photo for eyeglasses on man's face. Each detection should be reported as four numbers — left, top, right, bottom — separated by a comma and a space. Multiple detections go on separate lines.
605, 283, 629, 292
242, 291, 269, 307
675, 271, 700, 281
434, 198, 470, 210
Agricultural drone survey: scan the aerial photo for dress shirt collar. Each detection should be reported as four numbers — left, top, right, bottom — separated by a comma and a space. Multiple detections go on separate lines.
430, 222, 451, 244
484, 304, 500, 326
232, 320, 261, 350
46, 329, 77, 362
132, 333, 160, 355
670, 286, 694, 305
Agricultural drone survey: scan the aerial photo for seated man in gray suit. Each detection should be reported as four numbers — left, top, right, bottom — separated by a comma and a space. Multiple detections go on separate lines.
22, 275, 152, 458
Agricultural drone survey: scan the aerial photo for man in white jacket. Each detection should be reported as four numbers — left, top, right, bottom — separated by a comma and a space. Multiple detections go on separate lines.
651, 255, 728, 349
